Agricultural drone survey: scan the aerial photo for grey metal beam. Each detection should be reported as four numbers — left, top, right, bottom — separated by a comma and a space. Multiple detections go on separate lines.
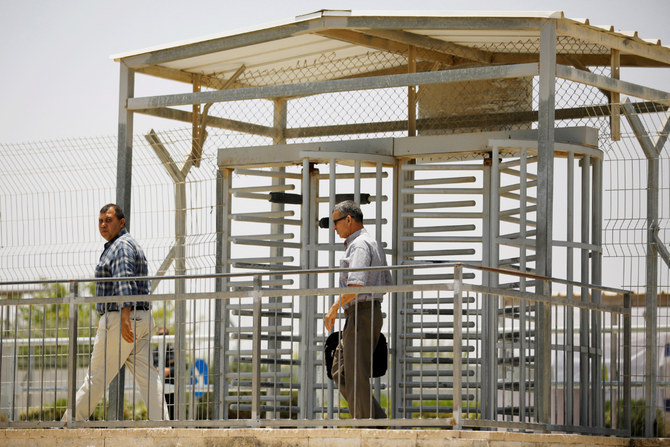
654, 111, 670, 155
653, 230, 670, 269
363, 29, 493, 64
110, 61, 135, 421
555, 19, 670, 67
128, 64, 539, 110
343, 16, 550, 32
116, 62, 135, 225
317, 29, 456, 65
592, 158, 603, 427
557, 65, 670, 107
645, 154, 660, 437
119, 19, 319, 69
536, 19, 556, 427
136, 107, 274, 138
622, 100, 659, 159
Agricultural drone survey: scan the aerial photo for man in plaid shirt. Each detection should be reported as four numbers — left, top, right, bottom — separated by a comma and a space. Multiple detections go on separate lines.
63, 204, 168, 423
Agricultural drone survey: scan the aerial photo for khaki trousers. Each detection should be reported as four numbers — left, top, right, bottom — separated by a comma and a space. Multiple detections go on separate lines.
63, 309, 169, 421
331, 301, 387, 419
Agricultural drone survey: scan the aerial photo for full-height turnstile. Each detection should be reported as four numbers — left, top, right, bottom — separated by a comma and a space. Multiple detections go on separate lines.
215, 129, 603, 424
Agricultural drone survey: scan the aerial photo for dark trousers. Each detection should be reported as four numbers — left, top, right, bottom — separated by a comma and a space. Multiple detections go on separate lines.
165, 392, 175, 420
331, 301, 387, 419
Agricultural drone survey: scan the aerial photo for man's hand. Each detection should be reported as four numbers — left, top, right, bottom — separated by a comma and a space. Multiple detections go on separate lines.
324, 302, 339, 332
324, 287, 361, 332
120, 306, 135, 343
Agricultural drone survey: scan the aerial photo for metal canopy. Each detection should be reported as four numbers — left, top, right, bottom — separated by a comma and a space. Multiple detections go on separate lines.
111, 10, 670, 89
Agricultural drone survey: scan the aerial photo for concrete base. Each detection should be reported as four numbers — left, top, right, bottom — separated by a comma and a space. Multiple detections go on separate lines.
2, 428, 667, 447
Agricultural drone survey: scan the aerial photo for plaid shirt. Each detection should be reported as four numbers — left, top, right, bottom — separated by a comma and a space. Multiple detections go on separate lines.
95, 228, 150, 316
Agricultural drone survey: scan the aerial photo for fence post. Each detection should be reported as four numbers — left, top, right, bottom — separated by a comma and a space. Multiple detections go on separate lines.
66, 282, 79, 427
452, 264, 463, 429
623, 291, 632, 436
251, 276, 262, 421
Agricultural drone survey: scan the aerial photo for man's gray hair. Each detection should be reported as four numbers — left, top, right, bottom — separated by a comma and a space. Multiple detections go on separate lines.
333, 200, 363, 223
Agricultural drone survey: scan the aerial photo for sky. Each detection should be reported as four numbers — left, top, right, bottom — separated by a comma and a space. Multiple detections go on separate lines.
1, 0, 669, 144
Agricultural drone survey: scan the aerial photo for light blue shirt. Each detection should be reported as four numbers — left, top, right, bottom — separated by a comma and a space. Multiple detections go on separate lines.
339, 228, 393, 310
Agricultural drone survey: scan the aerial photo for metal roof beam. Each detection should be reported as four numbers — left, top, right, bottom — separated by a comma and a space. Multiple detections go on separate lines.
128, 63, 539, 110
317, 29, 456, 65
556, 19, 670, 66
135, 107, 274, 137
363, 29, 494, 64
557, 65, 670, 106
119, 20, 321, 69
134, 65, 243, 89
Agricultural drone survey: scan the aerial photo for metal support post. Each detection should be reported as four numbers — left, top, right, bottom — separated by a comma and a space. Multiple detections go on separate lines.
110, 61, 135, 420
592, 158, 604, 427
251, 276, 263, 420
66, 282, 79, 427
214, 168, 232, 419
536, 19, 556, 427
645, 151, 659, 437
452, 264, 463, 429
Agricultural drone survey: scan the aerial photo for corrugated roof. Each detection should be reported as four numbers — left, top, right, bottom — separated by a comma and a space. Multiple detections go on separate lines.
112, 10, 670, 88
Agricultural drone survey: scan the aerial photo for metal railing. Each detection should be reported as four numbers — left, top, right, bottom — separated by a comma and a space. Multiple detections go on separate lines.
0, 263, 631, 434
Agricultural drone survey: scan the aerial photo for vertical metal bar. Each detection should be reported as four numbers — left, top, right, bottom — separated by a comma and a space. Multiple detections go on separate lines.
251, 276, 262, 420
453, 265, 463, 429
111, 61, 135, 420
298, 158, 311, 419
270, 98, 287, 419
537, 19, 556, 427
214, 168, 232, 420
566, 151, 575, 426
645, 146, 660, 437
116, 63, 135, 221
308, 163, 319, 419
27, 304, 33, 417
408, 45, 417, 137
390, 158, 404, 420
176, 172, 188, 421
611, 50, 621, 141
623, 292, 632, 436
592, 158, 603, 427
40, 302, 46, 419
0, 305, 4, 421
327, 159, 336, 419
580, 155, 591, 426
354, 160, 361, 204
376, 162, 383, 240
482, 147, 498, 421
192, 74, 202, 161
519, 147, 528, 421
11, 305, 18, 422
66, 282, 78, 427
374, 161, 386, 416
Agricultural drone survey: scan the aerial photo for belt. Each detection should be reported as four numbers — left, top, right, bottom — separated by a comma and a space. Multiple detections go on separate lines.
101, 304, 150, 314
130, 304, 150, 311
344, 300, 380, 317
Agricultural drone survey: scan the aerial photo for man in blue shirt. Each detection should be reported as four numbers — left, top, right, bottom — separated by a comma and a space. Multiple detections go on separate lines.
324, 200, 392, 420
64, 204, 168, 423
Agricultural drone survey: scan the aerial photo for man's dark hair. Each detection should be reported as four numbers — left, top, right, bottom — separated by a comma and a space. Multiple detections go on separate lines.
333, 200, 363, 223
100, 203, 125, 220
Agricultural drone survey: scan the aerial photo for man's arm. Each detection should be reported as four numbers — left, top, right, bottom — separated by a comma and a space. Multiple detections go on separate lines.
120, 305, 135, 343
324, 284, 362, 332
111, 241, 138, 343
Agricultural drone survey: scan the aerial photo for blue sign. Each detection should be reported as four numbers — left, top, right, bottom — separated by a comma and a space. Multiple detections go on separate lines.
189, 359, 208, 397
